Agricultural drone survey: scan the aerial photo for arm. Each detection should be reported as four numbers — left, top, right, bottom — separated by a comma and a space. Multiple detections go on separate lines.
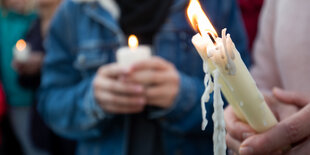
250, 0, 282, 94
38, 1, 111, 140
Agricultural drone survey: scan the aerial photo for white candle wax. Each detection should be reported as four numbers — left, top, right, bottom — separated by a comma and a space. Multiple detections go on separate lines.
187, 1, 277, 154
116, 45, 151, 66
192, 29, 278, 133
13, 39, 30, 63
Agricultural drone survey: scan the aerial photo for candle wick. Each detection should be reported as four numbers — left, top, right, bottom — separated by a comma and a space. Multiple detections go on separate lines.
207, 32, 217, 45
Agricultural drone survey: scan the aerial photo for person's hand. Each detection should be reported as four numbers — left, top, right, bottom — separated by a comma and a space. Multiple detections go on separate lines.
13, 52, 44, 75
225, 105, 255, 153
225, 90, 299, 154
238, 88, 310, 155
93, 63, 146, 114
127, 57, 180, 109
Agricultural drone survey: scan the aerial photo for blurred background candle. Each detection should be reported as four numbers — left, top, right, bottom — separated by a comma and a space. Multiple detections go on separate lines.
116, 35, 151, 66
13, 39, 30, 63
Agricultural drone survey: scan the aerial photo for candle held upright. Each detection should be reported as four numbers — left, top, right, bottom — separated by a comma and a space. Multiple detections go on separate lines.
187, 0, 277, 133
13, 39, 30, 63
116, 35, 151, 66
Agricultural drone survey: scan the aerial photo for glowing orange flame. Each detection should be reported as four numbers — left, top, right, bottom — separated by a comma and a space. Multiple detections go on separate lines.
187, 0, 218, 37
16, 39, 27, 51
128, 35, 139, 49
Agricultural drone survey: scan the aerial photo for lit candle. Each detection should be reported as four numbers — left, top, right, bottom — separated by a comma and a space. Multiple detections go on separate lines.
13, 39, 30, 62
187, 0, 278, 154
116, 35, 151, 66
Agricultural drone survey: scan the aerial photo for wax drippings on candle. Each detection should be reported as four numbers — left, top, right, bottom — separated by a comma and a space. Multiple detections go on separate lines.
226, 34, 235, 60
201, 61, 213, 130
212, 69, 226, 155
240, 101, 244, 107
258, 91, 264, 100
201, 61, 226, 154
222, 29, 236, 75
263, 120, 267, 127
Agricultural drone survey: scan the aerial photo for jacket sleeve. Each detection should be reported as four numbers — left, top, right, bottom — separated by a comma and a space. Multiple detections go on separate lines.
250, 0, 282, 94
149, 0, 251, 135
38, 1, 112, 140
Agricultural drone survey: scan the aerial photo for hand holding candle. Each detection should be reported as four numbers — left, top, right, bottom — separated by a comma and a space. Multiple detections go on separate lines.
128, 57, 180, 109
93, 35, 152, 114
186, 0, 278, 154
92, 63, 146, 114
116, 35, 179, 109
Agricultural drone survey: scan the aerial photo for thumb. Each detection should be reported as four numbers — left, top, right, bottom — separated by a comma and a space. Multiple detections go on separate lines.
239, 104, 310, 155
272, 87, 309, 107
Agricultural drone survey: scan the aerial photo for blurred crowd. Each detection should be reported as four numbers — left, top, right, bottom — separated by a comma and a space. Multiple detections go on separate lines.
0, 0, 309, 155
0, 0, 76, 154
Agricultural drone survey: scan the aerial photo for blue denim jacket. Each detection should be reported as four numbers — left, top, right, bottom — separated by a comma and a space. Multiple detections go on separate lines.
38, 0, 250, 154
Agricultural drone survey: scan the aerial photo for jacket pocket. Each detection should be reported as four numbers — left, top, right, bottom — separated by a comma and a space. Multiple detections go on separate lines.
74, 40, 118, 76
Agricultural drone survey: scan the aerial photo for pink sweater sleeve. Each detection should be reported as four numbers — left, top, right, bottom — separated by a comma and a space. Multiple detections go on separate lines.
250, 0, 282, 94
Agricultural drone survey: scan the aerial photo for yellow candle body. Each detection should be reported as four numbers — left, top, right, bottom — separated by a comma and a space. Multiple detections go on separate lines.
192, 33, 277, 132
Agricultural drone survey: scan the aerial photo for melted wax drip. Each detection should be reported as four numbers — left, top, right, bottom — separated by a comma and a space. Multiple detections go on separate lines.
212, 69, 226, 155
201, 61, 213, 130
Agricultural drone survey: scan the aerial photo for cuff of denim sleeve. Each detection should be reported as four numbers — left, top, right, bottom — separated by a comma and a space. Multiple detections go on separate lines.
148, 72, 198, 121
84, 84, 111, 121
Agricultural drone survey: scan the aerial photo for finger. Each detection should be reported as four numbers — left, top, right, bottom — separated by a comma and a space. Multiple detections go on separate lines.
145, 86, 167, 108
131, 56, 171, 71
145, 85, 178, 108
264, 95, 298, 121
96, 91, 146, 106
95, 77, 144, 95
98, 64, 131, 78
275, 104, 298, 121
273, 87, 310, 107
226, 134, 241, 153
103, 103, 144, 114
287, 137, 310, 155
240, 104, 310, 155
147, 97, 167, 108
128, 70, 167, 85
224, 106, 255, 141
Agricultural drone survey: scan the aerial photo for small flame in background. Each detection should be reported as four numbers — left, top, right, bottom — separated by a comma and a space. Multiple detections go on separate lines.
16, 39, 27, 51
187, 0, 218, 37
128, 35, 139, 49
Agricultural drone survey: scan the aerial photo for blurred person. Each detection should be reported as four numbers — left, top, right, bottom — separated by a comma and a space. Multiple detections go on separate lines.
0, 0, 47, 154
38, 0, 250, 154
225, 0, 310, 154
13, 0, 76, 154
0, 82, 6, 144
0, 82, 5, 154
238, 0, 264, 51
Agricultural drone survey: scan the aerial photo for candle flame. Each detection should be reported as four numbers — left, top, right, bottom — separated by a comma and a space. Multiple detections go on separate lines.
187, 0, 218, 38
16, 39, 27, 51
128, 35, 139, 49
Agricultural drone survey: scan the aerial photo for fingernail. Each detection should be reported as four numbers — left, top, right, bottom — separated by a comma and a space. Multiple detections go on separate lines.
239, 147, 253, 155
273, 87, 283, 94
242, 132, 254, 139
